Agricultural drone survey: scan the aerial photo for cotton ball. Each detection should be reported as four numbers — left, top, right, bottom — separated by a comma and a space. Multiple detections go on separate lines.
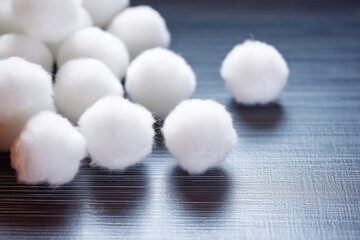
46, 7, 94, 57
58, 27, 129, 79
0, 57, 54, 152
108, 6, 170, 59
163, 99, 237, 175
221, 40, 289, 105
78, 7, 94, 29
55, 58, 124, 123
78, 96, 154, 171
126, 48, 196, 118
12, 0, 82, 43
0, 0, 21, 35
0, 34, 54, 72
82, 0, 129, 28
11, 111, 87, 185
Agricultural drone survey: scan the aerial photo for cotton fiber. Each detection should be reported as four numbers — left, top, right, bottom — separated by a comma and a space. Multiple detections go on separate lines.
163, 99, 237, 175
57, 27, 129, 79
11, 111, 87, 185
108, 6, 170, 59
78, 96, 155, 171
12, 0, 83, 43
0, 34, 54, 72
0, 0, 20, 35
126, 48, 196, 118
54, 58, 124, 123
221, 40, 289, 105
82, 0, 129, 28
0, 57, 54, 152
46, 7, 93, 57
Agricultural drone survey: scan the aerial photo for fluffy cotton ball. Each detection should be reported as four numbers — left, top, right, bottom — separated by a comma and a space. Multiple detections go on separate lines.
126, 48, 196, 118
58, 27, 129, 78
82, 0, 129, 28
163, 99, 237, 175
11, 111, 87, 185
0, 57, 54, 152
55, 58, 124, 123
79, 96, 155, 171
0, 34, 54, 72
221, 40, 289, 105
12, 0, 82, 43
108, 6, 170, 59
46, 7, 93, 57
0, 0, 20, 35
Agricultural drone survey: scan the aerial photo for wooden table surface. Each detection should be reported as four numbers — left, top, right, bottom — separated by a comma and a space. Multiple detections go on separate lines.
1, 1, 360, 239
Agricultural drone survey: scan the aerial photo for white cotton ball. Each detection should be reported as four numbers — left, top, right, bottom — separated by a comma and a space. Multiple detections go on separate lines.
126, 48, 196, 118
78, 96, 155, 171
0, 57, 54, 152
77, 8, 94, 31
11, 111, 87, 185
163, 99, 237, 175
46, 7, 94, 58
82, 0, 129, 28
0, 0, 21, 35
0, 34, 54, 72
221, 40, 289, 105
58, 27, 129, 78
55, 58, 124, 123
12, 0, 82, 43
108, 6, 170, 59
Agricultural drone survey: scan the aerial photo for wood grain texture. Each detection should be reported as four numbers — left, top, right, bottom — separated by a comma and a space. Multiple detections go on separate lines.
1, 1, 360, 239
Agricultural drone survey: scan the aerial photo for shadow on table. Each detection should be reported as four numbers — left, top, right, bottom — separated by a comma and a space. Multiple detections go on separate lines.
168, 167, 231, 217
0, 153, 11, 169
87, 163, 149, 217
228, 101, 285, 129
0, 161, 149, 236
0, 173, 85, 236
153, 119, 166, 149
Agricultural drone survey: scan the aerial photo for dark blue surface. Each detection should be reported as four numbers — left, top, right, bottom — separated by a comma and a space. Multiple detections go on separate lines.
1, 1, 360, 239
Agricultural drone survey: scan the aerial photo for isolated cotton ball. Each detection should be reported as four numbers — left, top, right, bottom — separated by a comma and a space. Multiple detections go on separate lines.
0, 34, 54, 72
108, 6, 170, 59
0, 0, 21, 35
126, 48, 196, 118
79, 96, 154, 171
83, 0, 129, 28
46, 7, 93, 57
55, 58, 124, 123
58, 27, 129, 78
11, 111, 86, 185
12, 0, 82, 43
221, 40, 289, 105
163, 99, 237, 175
0, 57, 54, 152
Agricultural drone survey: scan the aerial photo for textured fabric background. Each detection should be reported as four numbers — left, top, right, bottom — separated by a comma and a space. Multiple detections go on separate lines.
1, 1, 359, 239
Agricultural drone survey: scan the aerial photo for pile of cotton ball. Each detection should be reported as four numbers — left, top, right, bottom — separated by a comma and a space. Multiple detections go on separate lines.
0, 0, 289, 186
